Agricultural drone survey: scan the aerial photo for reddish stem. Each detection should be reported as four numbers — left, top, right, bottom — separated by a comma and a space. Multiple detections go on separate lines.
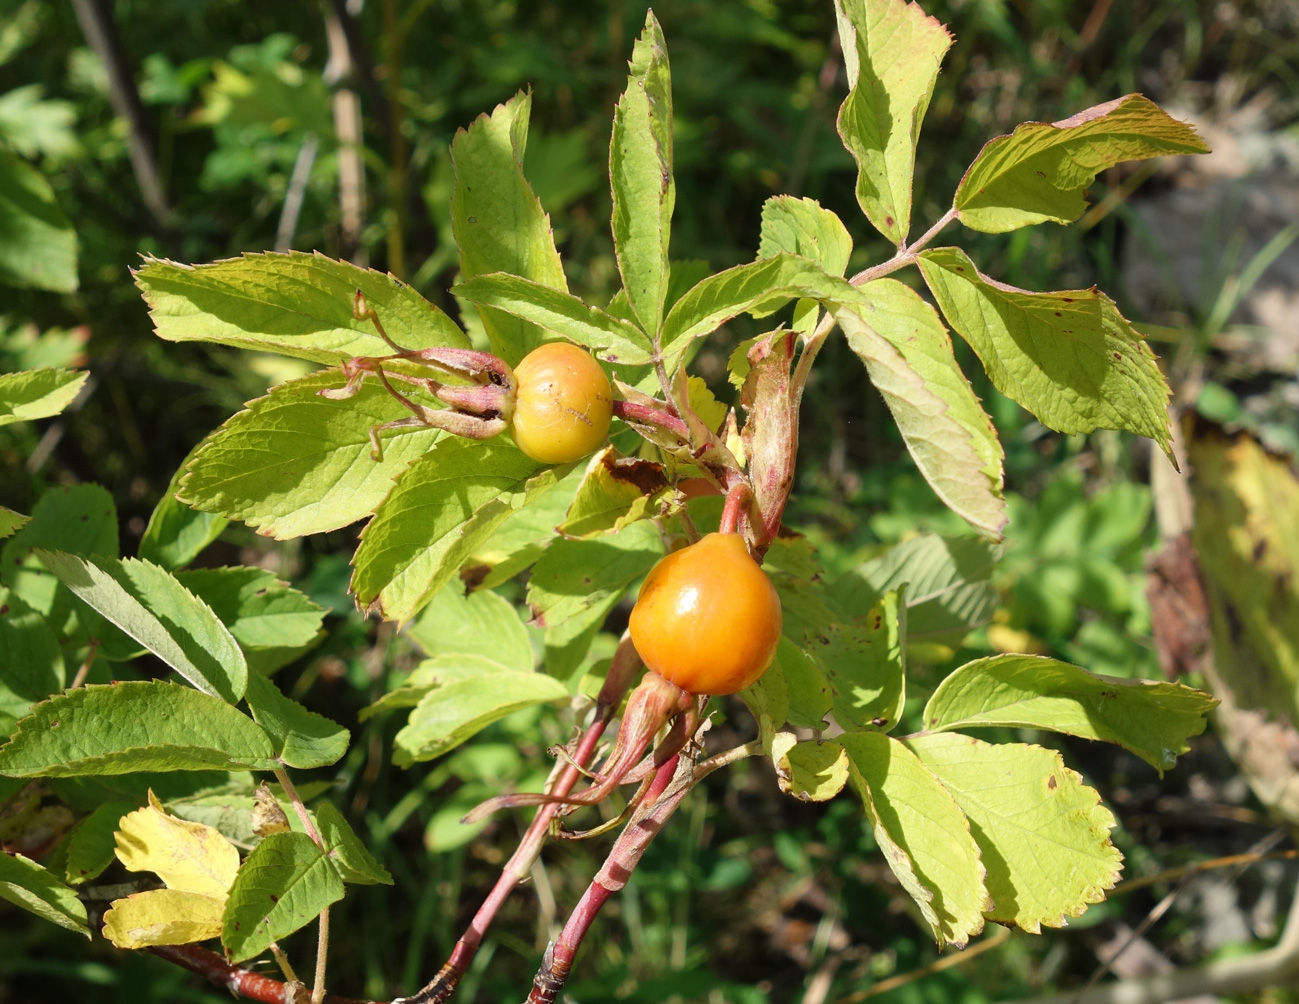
611, 399, 691, 441
719, 481, 753, 536
525, 754, 691, 1004
401, 639, 641, 1004
146, 945, 370, 1004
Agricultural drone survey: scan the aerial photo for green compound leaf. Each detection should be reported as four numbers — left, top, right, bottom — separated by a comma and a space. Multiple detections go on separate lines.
64, 801, 136, 885
924, 654, 1217, 774
834, 534, 1000, 648
351, 438, 566, 623
244, 674, 348, 770
839, 731, 989, 948
833, 281, 1006, 539
314, 801, 392, 885
954, 94, 1208, 233
611, 10, 674, 336
834, 0, 952, 244
179, 371, 444, 540
177, 567, 325, 675
451, 274, 652, 366
0, 595, 63, 721
136, 250, 468, 363
807, 590, 905, 732
556, 446, 671, 540
0, 849, 89, 935
139, 446, 229, 572
660, 253, 858, 371
451, 91, 568, 366
0, 681, 278, 777
759, 196, 853, 278
917, 247, 1174, 460
525, 519, 663, 629
0, 147, 78, 292
37, 550, 247, 703
409, 584, 534, 674
221, 830, 345, 963
0, 507, 28, 540
0, 368, 87, 427
907, 733, 1122, 933
389, 655, 570, 765
769, 732, 849, 802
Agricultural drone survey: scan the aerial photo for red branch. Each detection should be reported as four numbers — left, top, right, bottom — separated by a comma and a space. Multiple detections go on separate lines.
400, 640, 642, 1004
146, 944, 372, 1004
525, 753, 693, 1004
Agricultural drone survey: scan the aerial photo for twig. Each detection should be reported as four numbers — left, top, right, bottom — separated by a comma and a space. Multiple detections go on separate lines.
398, 642, 640, 1004
273, 767, 331, 1003
69, 0, 173, 234
277, 133, 321, 251
273, 768, 325, 848
69, 639, 99, 689
831, 928, 1012, 1004
1073, 874, 1195, 1001
144, 944, 371, 1004
1112, 849, 1299, 897
313, 907, 332, 1004
525, 753, 693, 1004
324, 3, 368, 265
382, 0, 407, 279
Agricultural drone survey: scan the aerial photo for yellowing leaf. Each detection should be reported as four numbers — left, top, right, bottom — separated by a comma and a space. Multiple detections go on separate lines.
101, 888, 226, 949
114, 792, 240, 900
907, 734, 1122, 933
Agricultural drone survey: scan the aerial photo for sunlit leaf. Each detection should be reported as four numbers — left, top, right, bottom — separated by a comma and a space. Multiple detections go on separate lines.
907, 733, 1122, 933
769, 732, 848, 801
923, 654, 1216, 774
389, 655, 570, 765
917, 247, 1174, 460
0, 681, 278, 777
351, 438, 564, 623
611, 10, 674, 336
452, 274, 652, 366
835, 0, 951, 243
840, 731, 988, 947
833, 281, 1005, 538
178, 371, 444, 540
408, 585, 534, 674
37, 550, 247, 703
136, 251, 467, 362
315, 801, 393, 885
178, 567, 325, 674
556, 446, 670, 539
0, 849, 89, 935
451, 91, 568, 365
0, 368, 86, 427
954, 94, 1208, 233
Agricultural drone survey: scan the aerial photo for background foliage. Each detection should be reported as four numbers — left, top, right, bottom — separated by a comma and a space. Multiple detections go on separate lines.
1, 0, 1296, 1001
